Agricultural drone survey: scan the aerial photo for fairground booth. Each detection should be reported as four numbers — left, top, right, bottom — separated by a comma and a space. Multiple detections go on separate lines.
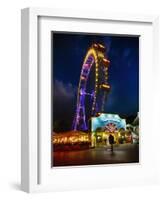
91, 113, 131, 147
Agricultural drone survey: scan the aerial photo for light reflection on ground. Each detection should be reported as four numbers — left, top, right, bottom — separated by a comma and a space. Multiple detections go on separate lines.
53, 143, 139, 167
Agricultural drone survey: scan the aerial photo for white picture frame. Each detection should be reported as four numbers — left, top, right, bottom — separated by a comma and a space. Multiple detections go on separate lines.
21, 7, 159, 193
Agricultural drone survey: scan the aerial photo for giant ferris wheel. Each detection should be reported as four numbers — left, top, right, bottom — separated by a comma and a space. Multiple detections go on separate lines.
72, 43, 111, 131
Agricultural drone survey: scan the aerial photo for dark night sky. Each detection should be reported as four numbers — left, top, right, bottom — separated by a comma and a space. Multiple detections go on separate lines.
52, 33, 139, 132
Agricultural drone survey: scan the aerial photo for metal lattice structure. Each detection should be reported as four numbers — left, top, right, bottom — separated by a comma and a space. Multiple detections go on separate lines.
72, 43, 111, 131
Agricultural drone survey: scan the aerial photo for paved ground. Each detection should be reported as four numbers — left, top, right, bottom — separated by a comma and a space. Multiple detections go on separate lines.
53, 143, 139, 167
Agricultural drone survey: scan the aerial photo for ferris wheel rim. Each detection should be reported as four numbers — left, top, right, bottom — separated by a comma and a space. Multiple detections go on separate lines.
72, 43, 110, 131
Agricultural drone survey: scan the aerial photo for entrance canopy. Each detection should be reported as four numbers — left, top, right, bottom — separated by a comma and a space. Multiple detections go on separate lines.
91, 113, 126, 132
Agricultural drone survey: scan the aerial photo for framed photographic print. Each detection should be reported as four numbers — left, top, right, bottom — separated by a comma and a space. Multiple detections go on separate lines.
52, 33, 139, 167
21, 8, 159, 192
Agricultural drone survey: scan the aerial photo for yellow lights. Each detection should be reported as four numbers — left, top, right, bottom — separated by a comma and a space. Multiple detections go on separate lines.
93, 43, 98, 48
92, 43, 105, 51
100, 84, 110, 90
53, 136, 89, 144
118, 132, 121, 137
94, 56, 98, 60
53, 131, 91, 145
103, 58, 108, 62
103, 58, 110, 65
98, 44, 105, 49
97, 52, 104, 58
82, 45, 110, 78
81, 76, 86, 80
95, 59, 98, 65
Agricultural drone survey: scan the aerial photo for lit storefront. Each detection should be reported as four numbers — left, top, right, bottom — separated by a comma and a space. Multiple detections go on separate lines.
91, 113, 130, 146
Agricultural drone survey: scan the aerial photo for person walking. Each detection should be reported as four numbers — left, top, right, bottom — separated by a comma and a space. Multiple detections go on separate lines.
109, 134, 114, 152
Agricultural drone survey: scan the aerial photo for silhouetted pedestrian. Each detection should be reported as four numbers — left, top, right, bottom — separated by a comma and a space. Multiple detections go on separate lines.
109, 134, 114, 152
